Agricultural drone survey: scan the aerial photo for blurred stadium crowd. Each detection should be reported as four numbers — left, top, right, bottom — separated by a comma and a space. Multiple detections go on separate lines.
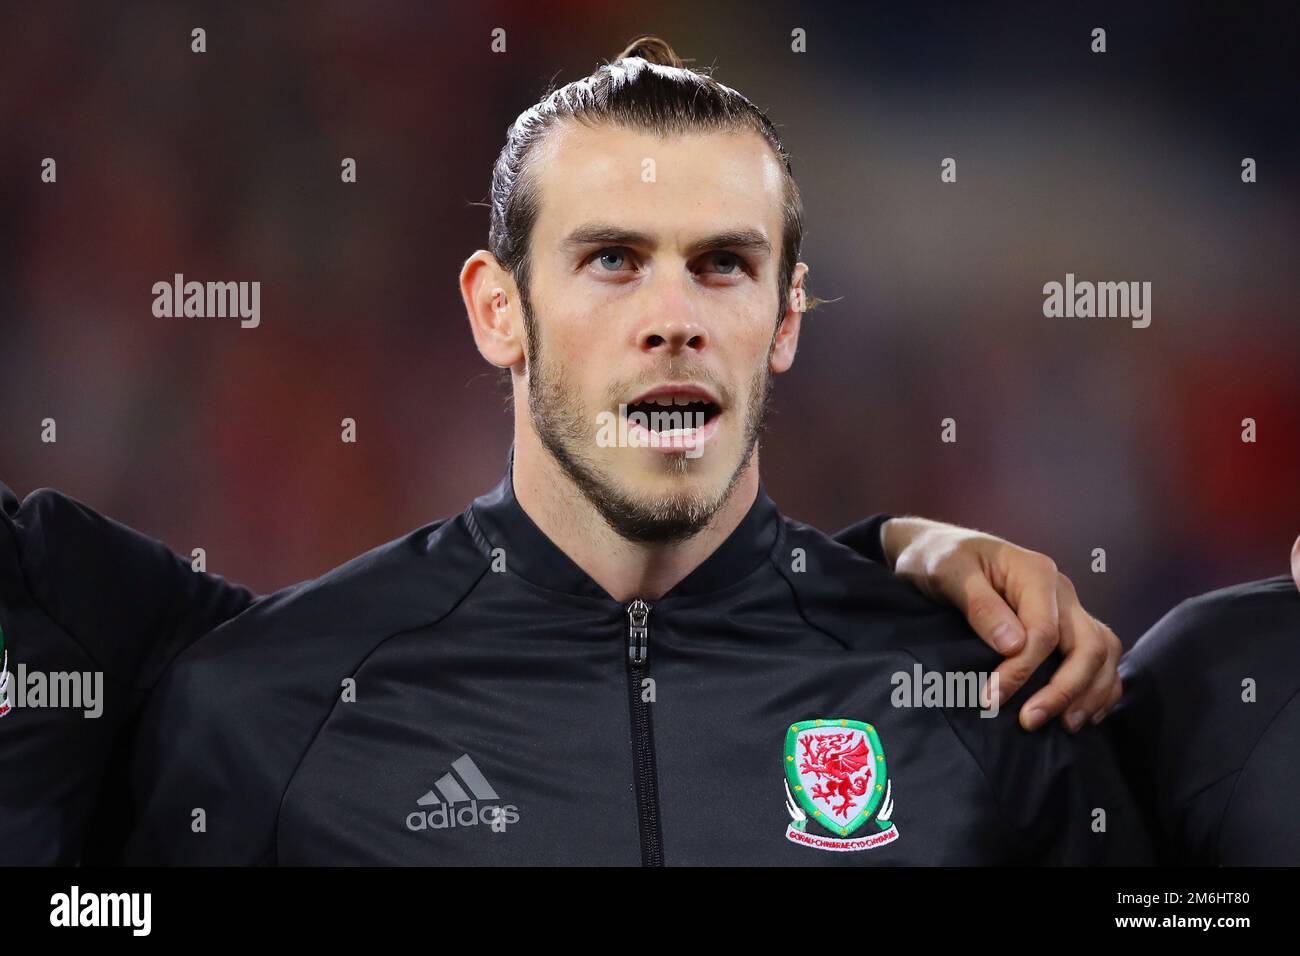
1, 2, 1296, 642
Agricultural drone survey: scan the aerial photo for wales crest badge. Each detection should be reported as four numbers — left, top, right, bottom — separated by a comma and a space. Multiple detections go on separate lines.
783, 718, 898, 851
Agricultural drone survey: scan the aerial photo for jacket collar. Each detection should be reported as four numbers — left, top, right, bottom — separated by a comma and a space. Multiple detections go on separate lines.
467, 445, 780, 603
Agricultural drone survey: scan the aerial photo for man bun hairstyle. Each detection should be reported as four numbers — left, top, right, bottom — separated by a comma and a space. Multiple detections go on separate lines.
614, 34, 688, 68
488, 34, 822, 328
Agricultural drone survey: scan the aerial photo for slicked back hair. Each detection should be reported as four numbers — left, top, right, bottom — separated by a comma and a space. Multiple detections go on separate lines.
488, 34, 818, 346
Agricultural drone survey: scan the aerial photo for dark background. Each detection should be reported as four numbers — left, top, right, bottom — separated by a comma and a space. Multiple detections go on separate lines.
1, 0, 1297, 645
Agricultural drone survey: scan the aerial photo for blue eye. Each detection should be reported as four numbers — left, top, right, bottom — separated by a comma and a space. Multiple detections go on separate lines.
708, 252, 740, 274
595, 248, 628, 271
585, 247, 748, 278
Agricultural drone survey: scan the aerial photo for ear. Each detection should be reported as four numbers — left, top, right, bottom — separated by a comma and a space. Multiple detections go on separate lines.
770, 261, 809, 375
460, 250, 526, 370
1290, 533, 1300, 592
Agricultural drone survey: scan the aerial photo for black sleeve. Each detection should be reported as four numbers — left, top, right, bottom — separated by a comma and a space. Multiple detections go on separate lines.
911, 638, 1157, 865
966, 668, 1155, 864
0, 481, 258, 864
831, 513, 893, 566
1108, 575, 1300, 864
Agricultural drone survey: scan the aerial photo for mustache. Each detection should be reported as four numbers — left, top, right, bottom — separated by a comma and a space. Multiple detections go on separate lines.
606, 369, 731, 406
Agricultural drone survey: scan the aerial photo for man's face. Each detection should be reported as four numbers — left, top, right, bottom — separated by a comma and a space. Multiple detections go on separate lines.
519, 122, 799, 542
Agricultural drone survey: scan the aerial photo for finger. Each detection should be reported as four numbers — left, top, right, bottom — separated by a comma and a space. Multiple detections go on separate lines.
993, 558, 1061, 716
1019, 603, 1108, 732
1076, 649, 1120, 727
1044, 595, 1119, 731
1031, 611, 1119, 733
1090, 676, 1124, 724
1291, 534, 1300, 590
1076, 623, 1122, 724
992, 627, 1060, 722
954, 574, 1027, 656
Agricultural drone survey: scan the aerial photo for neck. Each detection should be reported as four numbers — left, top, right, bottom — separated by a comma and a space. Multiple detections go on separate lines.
511, 426, 759, 603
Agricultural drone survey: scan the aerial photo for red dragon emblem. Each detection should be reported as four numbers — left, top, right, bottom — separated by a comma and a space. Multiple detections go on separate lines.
798, 731, 873, 818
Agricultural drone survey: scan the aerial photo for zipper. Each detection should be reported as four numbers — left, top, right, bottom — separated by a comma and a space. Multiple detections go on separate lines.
625, 598, 664, 866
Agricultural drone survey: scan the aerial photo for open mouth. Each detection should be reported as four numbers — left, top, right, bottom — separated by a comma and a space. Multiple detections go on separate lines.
620, 390, 724, 454
624, 397, 722, 428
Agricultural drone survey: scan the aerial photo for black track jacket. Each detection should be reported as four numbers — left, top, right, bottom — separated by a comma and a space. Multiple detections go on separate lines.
1110, 574, 1300, 864
114, 457, 1152, 866
0, 480, 254, 864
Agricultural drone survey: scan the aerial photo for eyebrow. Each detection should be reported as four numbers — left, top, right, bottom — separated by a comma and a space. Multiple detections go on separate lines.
560, 223, 773, 258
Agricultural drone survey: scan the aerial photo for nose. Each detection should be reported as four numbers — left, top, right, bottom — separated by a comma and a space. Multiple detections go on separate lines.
636, 291, 710, 355
638, 321, 708, 354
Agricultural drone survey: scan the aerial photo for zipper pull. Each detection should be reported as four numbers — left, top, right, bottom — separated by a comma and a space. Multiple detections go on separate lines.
626, 599, 651, 665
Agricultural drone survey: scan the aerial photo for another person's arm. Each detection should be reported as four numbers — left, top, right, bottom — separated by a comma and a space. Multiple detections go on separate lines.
0, 481, 256, 863
836, 514, 1122, 732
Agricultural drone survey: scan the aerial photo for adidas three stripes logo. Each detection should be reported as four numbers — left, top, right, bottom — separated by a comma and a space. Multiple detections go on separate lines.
406, 754, 520, 833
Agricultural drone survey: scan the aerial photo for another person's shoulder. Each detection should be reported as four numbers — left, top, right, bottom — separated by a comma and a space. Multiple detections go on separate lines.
1124, 574, 1300, 680
0, 481, 257, 864
1113, 574, 1300, 863
0, 482, 256, 685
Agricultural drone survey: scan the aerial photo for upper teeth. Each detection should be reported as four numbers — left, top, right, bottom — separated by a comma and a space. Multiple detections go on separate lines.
645, 395, 700, 406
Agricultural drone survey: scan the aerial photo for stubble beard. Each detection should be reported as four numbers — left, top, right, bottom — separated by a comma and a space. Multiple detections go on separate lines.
522, 294, 774, 544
